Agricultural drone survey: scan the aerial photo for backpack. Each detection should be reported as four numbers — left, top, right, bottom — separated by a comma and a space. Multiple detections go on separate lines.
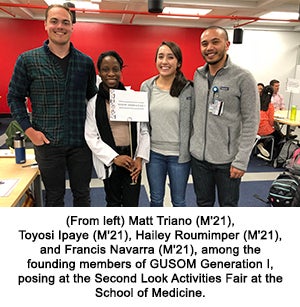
291, 184, 300, 206
286, 147, 300, 175
268, 172, 299, 207
273, 140, 299, 168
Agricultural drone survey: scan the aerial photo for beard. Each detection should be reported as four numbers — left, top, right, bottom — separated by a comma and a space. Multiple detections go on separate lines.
202, 50, 227, 65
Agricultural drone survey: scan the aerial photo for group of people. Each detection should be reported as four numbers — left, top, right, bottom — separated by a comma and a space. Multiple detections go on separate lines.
7, 4, 260, 207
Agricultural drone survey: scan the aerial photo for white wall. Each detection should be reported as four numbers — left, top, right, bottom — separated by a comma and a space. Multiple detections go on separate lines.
227, 29, 300, 109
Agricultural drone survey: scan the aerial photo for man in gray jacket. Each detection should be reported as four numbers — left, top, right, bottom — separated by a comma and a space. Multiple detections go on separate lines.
190, 26, 259, 206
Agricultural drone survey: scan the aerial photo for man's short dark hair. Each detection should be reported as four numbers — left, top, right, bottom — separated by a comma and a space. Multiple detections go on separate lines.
203, 26, 229, 41
270, 79, 280, 86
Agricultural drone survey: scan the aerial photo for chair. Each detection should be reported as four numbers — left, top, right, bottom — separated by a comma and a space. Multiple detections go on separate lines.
254, 134, 275, 161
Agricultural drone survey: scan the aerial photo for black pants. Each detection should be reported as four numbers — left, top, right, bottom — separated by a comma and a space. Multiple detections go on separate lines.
34, 144, 92, 207
103, 146, 141, 207
191, 158, 240, 207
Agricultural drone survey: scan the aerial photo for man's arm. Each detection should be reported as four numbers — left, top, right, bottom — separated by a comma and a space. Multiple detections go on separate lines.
7, 54, 32, 132
232, 73, 260, 171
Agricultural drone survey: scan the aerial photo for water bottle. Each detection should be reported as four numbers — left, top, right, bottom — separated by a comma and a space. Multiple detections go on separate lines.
290, 105, 297, 121
14, 131, 26, 164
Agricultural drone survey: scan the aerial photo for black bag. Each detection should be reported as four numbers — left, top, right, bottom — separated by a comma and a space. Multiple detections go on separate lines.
291, 184, 300, 206
268, 172, 299, 207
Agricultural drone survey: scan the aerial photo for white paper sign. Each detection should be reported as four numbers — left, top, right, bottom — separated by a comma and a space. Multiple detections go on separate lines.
286, 78, 300, 94
110, 89, 149, 122
0, 179, 19, 197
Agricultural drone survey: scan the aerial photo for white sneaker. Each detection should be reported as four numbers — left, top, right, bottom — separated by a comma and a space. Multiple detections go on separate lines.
257, 143, 270, 157
257, 153, 270, 161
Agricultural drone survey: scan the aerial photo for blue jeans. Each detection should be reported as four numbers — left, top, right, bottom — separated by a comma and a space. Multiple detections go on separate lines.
34, 145, 92, 207
146, 150, 191, 207
191, 157, 240, 207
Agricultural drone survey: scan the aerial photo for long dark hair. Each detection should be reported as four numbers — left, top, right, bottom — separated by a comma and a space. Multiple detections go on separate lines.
155, 41, 190, 97
260, 85, 274, 111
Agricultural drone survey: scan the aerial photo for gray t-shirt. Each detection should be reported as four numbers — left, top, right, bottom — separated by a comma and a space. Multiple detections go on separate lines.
150, 84, 180, 156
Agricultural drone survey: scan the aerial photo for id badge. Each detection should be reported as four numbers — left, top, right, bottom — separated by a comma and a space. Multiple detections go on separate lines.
209, 98, 224, 116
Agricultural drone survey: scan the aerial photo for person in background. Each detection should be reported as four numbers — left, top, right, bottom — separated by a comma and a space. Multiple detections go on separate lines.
7, 4, 97, 207
270, 79, 285, 110
190, 26, 259, 207
140, 41, 194, 207
85, 51, 150, 207
257, 83, 264, 96
270, 79, 297, 138
257, 85, 284, 160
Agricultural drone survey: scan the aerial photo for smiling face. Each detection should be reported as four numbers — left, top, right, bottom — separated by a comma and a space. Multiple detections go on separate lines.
99, 55, 122, 90
200, 27, 230, 70
44, 6, 73, 47
155, 44, 179, 79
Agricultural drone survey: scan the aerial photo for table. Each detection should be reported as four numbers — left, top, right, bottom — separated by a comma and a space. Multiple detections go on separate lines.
274, 110, 300, 139
0, 150, 43, 207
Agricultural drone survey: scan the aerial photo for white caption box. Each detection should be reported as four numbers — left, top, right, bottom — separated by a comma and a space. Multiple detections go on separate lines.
0, 208, 299, 307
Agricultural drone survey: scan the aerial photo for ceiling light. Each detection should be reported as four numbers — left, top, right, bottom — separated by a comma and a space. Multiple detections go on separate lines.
45, 0, 99, 10
259, 11, 299, 20
158, 15, 200, 20
162, 7, 211, 16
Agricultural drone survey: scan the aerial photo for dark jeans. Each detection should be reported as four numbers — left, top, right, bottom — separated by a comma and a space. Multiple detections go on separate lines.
191, 157, 240, 207
34, 144, 92, 207
103, 146, 141, 207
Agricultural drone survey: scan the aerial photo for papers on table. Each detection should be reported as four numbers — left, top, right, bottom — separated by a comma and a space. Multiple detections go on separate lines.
0, 179, 19, 197
0, 149, 35, 160
0, 149, 14, 157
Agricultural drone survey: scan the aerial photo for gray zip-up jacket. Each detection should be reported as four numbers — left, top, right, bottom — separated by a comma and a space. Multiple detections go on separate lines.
190, 56, 259, 171
140, 76, 194, 163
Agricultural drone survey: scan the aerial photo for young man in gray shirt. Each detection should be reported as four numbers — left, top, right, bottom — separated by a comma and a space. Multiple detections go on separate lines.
190, 26, 259, 207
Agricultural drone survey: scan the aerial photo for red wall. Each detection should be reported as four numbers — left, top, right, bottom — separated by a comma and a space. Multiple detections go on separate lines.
0, 18, 205, 114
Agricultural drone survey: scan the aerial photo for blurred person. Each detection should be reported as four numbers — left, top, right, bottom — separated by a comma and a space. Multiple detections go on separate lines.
270, 79, 297, 138
257, 83, 264, 96
270, 79, 285, 110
